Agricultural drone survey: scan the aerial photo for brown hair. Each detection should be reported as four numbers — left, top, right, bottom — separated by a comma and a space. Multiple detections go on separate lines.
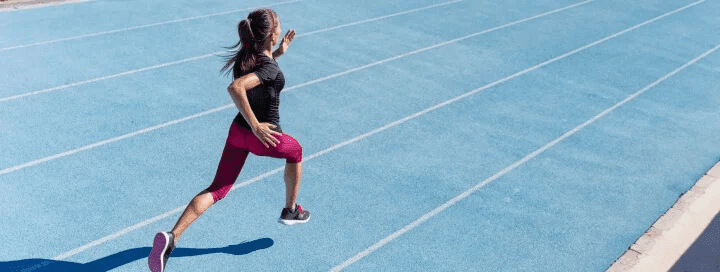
221, 8, 277, 79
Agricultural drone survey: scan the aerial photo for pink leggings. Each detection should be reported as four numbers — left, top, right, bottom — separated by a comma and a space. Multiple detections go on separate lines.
206, 122, 302, 202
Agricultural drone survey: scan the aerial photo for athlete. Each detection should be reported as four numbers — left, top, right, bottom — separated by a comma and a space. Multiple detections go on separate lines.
148, 8, 308, 272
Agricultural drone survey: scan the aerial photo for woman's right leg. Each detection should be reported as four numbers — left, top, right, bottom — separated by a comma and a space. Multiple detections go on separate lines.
170, 146, 249, 244
170, 124, 250, 244
169, 190, 215, 244
150, 124, 249, 272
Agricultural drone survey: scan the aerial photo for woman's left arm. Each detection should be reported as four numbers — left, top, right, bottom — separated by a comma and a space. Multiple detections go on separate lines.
272, 29, 296, 60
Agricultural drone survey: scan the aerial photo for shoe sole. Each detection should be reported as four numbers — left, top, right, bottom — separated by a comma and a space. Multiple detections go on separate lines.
278, 214, 311, 225
148, 232, 170, 272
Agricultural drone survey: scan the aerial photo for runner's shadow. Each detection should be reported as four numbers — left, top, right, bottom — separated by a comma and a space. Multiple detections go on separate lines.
0, 237, 273, 272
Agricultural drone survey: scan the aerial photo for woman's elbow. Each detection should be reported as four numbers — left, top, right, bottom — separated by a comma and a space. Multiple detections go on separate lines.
227, 83, 243, 94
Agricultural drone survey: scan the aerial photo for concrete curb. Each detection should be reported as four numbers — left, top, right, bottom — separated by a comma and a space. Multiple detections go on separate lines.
606, 161, 720, 272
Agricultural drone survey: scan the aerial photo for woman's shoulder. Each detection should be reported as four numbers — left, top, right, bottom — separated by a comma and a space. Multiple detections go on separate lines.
251, 53, 280, 82
255, 53, 277, 64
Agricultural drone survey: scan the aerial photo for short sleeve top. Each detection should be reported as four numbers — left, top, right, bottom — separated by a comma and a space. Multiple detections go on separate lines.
233, 54, 286, 133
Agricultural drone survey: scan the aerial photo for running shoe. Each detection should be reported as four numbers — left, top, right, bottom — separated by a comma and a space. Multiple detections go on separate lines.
148, 232, 175, 272
278, 204, 310, 225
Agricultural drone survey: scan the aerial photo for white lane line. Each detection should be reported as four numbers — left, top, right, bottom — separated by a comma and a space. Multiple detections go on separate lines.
0, 0, 591, 176
330, 4, 711, 272
0, 0, 302, 51
46, 1, 595, 260
0, 52, 220, 102
0, 0, 466, 103
0, 105, 235, 176
52, 205, 188, 260
287, 0, 594, 91
298, 0, 464, 37
0, 0, 93, 13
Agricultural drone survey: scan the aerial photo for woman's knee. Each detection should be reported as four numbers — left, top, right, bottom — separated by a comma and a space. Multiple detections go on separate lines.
278, 134, 302, 163
206, 185, 230, 202
285, 143, 302, 163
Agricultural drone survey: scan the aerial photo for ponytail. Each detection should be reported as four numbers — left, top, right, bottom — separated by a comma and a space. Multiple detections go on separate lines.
221, 9, 278, 79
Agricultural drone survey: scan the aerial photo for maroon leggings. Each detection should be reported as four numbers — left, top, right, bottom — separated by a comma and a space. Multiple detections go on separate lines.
206, 122, 302, 202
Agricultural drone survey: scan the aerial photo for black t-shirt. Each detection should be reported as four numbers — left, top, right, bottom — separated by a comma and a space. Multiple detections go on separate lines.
233, 54, 286, 133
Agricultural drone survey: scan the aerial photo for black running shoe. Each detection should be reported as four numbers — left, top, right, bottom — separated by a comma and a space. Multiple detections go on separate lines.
149, 232, 175, 272
278, 204, 310, 225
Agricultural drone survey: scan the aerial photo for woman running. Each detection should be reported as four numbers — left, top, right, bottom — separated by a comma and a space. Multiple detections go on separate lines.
148, 8, 309, 272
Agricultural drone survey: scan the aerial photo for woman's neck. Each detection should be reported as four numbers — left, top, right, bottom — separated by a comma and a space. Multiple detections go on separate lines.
260, 40, 273, 58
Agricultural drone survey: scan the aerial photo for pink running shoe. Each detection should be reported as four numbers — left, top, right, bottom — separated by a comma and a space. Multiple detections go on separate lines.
148, 232, 175, 272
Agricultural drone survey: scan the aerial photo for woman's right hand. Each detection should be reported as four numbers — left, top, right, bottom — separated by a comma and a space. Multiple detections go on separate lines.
252, 123, 282, 148
276, 29, 296, 56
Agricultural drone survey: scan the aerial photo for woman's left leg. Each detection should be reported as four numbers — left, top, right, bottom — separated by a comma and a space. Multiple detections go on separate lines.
284, 162, 302, 209
244, 132, 309, 225
244, 132, 304, 208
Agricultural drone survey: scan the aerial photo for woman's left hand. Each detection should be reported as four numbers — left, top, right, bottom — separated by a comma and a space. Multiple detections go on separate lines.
276, 29, 296, 55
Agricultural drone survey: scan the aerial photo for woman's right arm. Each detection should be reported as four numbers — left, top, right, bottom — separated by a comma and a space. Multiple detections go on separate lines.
227, 74, 281, 148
